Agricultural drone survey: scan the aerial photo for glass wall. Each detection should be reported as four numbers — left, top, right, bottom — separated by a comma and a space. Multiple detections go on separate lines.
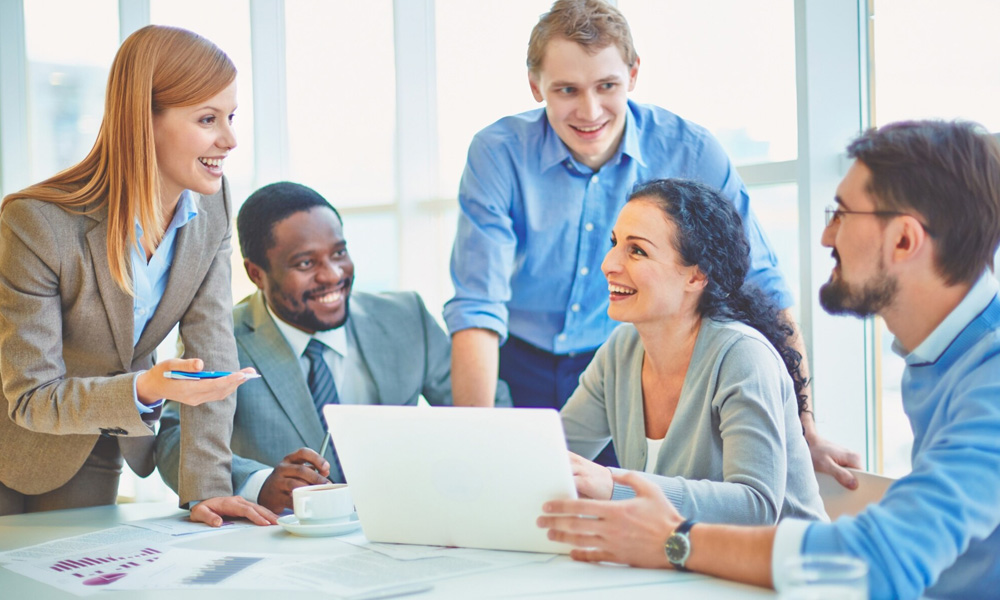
620, 0, 798, 165
434, 0, 549, 199
285, 0, 396, 210
23, 0, 117, 184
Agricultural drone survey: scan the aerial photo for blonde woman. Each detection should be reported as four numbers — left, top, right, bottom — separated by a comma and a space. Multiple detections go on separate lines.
0, 25, 275, 526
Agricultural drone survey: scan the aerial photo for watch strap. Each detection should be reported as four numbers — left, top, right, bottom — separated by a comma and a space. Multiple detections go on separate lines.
667, 519, 698, 571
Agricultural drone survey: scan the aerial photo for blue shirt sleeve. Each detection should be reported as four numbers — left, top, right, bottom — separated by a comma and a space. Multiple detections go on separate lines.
801, 364, 1000, 599
443, 131, 518, 342
132, 371, 162, 414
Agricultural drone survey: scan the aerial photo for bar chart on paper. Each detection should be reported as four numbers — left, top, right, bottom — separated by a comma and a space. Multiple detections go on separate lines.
3, 543, 170, 596
50, 546, 162, 585
182, 556, 263, 585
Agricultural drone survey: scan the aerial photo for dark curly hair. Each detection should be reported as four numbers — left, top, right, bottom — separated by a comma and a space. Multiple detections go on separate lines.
628, 179, 808, 416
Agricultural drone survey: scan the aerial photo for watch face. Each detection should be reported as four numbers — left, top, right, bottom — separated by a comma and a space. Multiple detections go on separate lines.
665, 533, 690, 563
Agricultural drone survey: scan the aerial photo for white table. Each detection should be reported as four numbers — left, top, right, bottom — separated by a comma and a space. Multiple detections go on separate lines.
0, 503, 775, 599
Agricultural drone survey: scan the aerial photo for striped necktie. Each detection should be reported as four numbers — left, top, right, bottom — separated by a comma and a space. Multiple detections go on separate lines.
304, 338, 339, 425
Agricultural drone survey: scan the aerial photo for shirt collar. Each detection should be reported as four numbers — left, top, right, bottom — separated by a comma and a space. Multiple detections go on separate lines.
265, 301, 349, 360
134, 189, 200, 238
892, 270, 1000, 364
539, 116, 575, 173
619, 100, 645, 168
539, 100, 645, 173
173, 189, 200, 228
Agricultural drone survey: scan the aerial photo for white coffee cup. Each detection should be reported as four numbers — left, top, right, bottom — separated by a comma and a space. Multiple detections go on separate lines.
292, 483, 354, 524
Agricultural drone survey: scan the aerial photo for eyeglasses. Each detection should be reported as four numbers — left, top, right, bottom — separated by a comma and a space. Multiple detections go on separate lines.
824, 205, 934, 235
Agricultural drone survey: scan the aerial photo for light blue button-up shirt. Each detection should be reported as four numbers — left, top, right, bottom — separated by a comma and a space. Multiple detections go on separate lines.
773, 271, 1000, 599
445, 100, 791, 355
131, 190, 199, 413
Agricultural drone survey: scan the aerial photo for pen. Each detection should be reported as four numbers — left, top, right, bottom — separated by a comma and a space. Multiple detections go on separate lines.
316, 431, 336, 483
164, 371, 262, 380
318, 431, 332, 458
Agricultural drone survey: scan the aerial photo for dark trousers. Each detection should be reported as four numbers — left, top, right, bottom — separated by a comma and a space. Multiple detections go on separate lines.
499, 335, 618, 467
0, 435, 123, 515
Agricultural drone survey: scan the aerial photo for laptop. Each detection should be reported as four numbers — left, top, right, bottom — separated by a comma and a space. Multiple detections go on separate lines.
322, 405, 577, 554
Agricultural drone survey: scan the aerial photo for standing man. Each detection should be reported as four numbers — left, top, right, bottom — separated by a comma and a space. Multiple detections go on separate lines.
158, 182, 507, 513
445, 0, 856, 479
540, 120, 1000, 600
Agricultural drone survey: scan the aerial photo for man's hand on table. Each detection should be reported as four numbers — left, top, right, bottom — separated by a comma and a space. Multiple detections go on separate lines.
539, 470, 682, 568
258, 448, 331, 513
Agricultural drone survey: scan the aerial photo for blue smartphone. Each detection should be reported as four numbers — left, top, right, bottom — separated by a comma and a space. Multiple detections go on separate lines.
164, 371, 260, 380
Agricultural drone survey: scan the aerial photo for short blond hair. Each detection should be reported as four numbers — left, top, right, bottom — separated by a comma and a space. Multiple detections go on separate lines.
527, 0, 637, 73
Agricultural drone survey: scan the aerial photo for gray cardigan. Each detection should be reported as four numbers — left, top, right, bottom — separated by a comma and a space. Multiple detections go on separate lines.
561, 319, 827, 525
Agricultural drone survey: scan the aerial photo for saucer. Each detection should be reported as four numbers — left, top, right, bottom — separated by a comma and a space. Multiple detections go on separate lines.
278, 513, 362, 537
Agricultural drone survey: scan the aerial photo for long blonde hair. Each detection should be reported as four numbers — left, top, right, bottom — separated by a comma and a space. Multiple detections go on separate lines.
1, 25, 236, 295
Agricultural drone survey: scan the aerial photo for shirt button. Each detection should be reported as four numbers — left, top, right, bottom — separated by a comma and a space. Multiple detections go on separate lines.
591, 175, 599, 184
571, 303, 581, 312
584, 223, 594, 232
579, 267, 589, 276
557, 333, 567, 341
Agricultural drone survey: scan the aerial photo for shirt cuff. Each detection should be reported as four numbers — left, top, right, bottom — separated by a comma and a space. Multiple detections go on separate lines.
442, 302, 509, 343
132, 371, 162, 414
236, 468, 273, 503
771, 518, 813, 591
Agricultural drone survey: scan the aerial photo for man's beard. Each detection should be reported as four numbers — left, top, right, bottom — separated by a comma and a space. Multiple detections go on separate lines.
291, 298, 350, 332
269, 283, 351, 332
819, 260, 897, 318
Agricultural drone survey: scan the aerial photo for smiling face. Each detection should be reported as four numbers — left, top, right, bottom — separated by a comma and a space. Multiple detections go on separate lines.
152, 80, 238, 204
601, 199, 705, 326
819, 160, 898, 317
529, 37, 638, 170
247, 207, 354, 334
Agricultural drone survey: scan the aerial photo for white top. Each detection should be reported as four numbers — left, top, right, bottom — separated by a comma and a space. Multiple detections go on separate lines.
644, 437, 665, 474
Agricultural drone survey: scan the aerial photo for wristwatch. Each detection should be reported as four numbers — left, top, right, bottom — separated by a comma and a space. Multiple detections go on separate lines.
664, 519, 697, 571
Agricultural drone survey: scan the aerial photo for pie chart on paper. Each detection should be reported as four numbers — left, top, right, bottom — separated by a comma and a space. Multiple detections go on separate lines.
83, 572, 128, 586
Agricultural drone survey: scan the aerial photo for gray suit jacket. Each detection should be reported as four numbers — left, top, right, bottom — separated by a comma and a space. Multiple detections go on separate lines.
0, 184, 238, 505
158, 289, 505, 491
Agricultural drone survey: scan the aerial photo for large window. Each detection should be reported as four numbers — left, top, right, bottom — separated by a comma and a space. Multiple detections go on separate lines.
285, 0, 396, 210
872, 0, 1000, 130
435, 0, 548, 199
620, 0, 798, 165
23, 0, 117, 184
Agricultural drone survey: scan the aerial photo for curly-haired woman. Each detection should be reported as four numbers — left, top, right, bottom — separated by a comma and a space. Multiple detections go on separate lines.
561, 178, 826, 524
